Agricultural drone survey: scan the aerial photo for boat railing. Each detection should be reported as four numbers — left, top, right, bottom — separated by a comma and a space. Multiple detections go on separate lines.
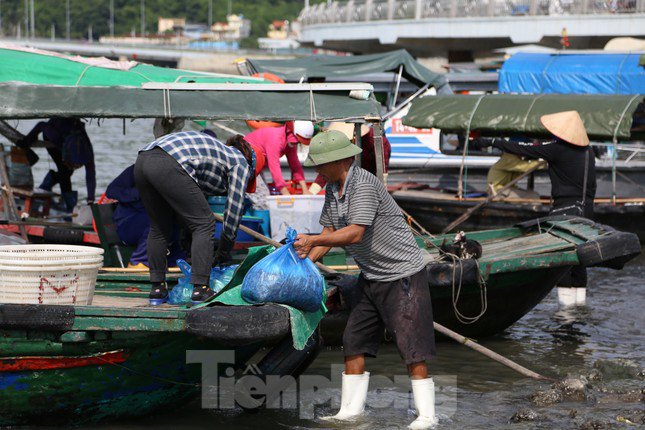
299, 0, 645, 25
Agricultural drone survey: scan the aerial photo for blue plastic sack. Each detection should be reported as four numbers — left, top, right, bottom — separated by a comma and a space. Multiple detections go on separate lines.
168, 259, 239, 304
241, 227, 325, 312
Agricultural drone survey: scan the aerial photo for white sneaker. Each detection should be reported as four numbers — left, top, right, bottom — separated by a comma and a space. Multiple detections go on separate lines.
322, 371, 370, 420
409, 378, 438, 429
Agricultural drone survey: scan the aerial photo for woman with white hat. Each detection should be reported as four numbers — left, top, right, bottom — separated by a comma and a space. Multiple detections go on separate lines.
487, 110, 597, 306
244, 120, 314, 195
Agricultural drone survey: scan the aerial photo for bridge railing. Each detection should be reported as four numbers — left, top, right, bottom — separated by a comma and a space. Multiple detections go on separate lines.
300, 0, 645, 25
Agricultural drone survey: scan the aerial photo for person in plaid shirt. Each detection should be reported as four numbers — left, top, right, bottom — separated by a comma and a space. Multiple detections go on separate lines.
135, 130, 264, 305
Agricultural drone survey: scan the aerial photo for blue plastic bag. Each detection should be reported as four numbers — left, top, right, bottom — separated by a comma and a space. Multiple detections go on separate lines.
241, 227, 325, 312
168, 259, 239, 304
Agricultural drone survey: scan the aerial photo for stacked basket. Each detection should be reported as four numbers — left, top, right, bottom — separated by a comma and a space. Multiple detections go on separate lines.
0, 245, 104, 305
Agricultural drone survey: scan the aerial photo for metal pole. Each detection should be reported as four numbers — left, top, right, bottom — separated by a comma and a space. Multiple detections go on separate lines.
365, 0, 372, 21
450, 0, 457, 18
30, 0, 34, 38
372, 121, 386, 184
387, 0, 395, 19
109, 0, 114, 37
208, 0, 212, 28
354, 123, 362, 168
50, 22, 54, 40
24, 0, 28, 39
390, 65, 403, 110
415, 0, 422, 19
140, 0, 145, 36
66, 0, 70, 40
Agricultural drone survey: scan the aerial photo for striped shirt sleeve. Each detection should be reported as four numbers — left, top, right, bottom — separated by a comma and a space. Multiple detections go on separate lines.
319, 191, 334, 227
222, 163, 251, 243
348, 181, 379, 226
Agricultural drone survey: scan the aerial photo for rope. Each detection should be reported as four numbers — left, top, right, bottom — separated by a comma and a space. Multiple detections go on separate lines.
521, 94, 544, 129
95, 354, 200, 387
458, 95, 485, 199
75, 65, 94, 86
308, 86, 318, 123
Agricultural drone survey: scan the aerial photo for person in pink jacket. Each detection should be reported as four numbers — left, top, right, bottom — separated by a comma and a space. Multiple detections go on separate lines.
244, 121, 314, 195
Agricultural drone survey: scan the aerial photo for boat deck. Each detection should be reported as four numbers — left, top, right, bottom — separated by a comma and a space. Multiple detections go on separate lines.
91, 295, 152, 308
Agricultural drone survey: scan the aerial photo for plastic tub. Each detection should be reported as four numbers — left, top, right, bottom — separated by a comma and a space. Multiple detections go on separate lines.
267, 195, 326, 241
214, 214, 264, 242
207, 196, 227, 213
0, 245, 104, 305
247, 208, 271, 238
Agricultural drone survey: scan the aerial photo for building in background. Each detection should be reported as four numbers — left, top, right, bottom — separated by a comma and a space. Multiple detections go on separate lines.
258, 19, 301, 53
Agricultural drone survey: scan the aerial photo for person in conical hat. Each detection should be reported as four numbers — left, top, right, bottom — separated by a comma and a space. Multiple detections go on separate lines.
293, 130, 438, 428
485, 110, 596, 305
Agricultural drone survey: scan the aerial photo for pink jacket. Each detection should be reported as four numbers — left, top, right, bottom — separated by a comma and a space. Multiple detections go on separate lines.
244, 124, 305, 191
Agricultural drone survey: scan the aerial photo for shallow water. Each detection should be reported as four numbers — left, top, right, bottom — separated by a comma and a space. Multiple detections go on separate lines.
7, 119, 643, 429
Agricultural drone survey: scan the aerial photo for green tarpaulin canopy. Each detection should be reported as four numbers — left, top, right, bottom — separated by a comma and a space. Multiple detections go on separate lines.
403, 94, 644, 141
0, 83, 382, 122
0, 45, 260, 86
246, 49, 447, 89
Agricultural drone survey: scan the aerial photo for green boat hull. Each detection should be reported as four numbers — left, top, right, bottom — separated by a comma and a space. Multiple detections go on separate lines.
0, 331, 257, 426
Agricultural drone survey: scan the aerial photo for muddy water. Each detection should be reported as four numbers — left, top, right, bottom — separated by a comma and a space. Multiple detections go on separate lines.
8, 119, 643, 429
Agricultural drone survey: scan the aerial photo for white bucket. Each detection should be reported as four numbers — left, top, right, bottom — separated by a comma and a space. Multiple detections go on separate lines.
0, 245, 104, 305
267, 195, 326, 240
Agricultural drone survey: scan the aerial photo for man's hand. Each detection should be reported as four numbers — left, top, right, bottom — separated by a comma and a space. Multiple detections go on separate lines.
293, 234, 315, 259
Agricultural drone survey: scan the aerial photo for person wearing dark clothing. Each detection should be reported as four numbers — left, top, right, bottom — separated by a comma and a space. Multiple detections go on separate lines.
135, 131, 262, 305
105, 165, 183, 268
487, 111, 596, 305
19, 117, 96, 212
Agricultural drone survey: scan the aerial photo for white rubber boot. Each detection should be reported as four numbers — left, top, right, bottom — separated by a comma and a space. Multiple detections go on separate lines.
409, 378, 438, 429
323, 372, 370, 420
557, 287, 586, 307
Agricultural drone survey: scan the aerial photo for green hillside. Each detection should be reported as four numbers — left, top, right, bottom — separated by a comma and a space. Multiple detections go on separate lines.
0, 0, 325, 46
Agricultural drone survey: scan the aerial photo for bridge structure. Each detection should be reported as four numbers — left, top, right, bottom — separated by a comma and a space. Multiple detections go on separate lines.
298, 0, 645, 57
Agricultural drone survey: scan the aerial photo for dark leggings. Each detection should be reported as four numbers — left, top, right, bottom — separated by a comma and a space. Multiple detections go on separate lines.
134, 148, 215, 285
41, 147, 73, 193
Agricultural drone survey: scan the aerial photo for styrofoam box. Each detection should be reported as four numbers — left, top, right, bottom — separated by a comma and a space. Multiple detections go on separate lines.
267, 195, 326, 240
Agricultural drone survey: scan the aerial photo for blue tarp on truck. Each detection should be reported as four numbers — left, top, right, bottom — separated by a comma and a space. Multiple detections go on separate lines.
499, 52, 645, 95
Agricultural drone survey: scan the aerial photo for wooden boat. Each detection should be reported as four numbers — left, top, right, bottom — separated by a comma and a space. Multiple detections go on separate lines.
321, 216, 641, 344
0, 268, 327, 426
391, 188, 645, 241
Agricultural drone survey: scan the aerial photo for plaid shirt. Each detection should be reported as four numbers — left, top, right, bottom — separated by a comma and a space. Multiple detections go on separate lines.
141, 131, 251, 243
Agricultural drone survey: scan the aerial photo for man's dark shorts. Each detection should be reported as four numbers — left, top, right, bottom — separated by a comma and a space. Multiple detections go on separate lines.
342, 267, 436, 365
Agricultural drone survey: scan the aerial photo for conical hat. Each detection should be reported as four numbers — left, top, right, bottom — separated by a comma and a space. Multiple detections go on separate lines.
540, 111, 589, 147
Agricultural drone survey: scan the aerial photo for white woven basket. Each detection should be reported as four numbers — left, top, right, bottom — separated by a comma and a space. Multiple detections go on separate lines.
0, 245, 104, 305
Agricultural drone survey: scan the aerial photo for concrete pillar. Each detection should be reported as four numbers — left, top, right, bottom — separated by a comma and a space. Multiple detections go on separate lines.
637, 0, 645, 13
346, 0, 354, 22
450, 0, 457, 18
581, 0, 590, 14
387, 0, 395, 19
488, 0, 496, 16
529, 0, 538, 15
415, 0, 422, 19
366, 0, 373, 21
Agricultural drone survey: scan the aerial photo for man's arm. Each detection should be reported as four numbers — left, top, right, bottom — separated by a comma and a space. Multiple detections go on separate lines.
294, 224, 366, 259
304, 226, 335, 262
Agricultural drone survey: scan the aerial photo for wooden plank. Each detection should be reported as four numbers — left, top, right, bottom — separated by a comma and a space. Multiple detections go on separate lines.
481, 251, 580, 276
72, 316, 185, 332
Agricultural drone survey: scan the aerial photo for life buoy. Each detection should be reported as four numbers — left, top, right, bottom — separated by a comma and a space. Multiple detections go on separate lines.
246, 73, 286, 130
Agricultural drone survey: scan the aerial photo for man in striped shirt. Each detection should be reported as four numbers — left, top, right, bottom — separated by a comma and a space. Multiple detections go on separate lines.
135, 130, 263, 305
293, 130, 437, 429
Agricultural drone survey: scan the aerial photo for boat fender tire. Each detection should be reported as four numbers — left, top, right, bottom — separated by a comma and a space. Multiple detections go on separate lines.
43, 227, 85, 245
576, 230, 641, 269
427, 258, 480, 288
237, 330, 322, 410
0, 304, 75, 330
186, 304, 290, 345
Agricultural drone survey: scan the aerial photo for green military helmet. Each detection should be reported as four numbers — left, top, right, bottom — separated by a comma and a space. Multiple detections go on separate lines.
303, 130, 362, 167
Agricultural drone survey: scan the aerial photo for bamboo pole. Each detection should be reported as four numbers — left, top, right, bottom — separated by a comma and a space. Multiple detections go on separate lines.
442, 161, 547, 234
210, 212, 551, 380
0, 146, 28, 241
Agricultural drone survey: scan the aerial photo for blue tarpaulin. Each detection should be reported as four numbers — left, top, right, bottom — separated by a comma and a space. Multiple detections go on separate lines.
499, 53, 645, 95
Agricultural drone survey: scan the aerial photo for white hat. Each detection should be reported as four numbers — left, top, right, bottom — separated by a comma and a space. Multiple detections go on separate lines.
540, 111, 589, 147
293, 120, 314, 139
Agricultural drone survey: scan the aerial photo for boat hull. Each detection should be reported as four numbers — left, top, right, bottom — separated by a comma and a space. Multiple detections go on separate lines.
0, 331, 253, 426
392, 191, 645, 241
322, 265, 569, 344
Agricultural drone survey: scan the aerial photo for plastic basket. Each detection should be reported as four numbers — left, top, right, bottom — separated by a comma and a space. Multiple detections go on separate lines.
0, 245, 104, 305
